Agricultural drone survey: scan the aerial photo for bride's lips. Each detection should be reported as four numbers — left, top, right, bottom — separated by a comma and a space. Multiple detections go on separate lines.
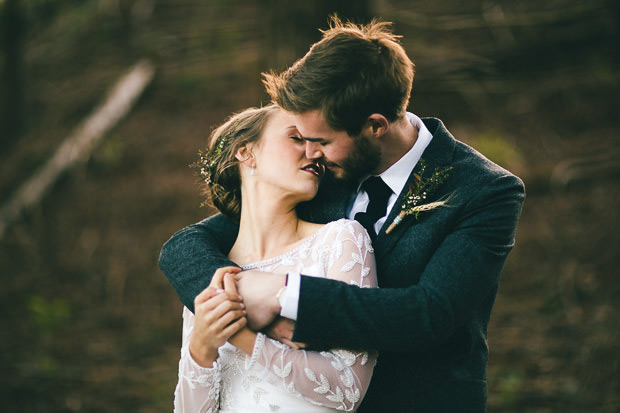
301, 162, 325, 178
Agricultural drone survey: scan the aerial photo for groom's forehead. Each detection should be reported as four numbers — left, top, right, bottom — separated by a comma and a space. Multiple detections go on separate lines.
294, 110, 331, 133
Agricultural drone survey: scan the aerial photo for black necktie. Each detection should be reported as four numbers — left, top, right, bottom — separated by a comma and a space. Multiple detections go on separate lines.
354, 176, 392, 239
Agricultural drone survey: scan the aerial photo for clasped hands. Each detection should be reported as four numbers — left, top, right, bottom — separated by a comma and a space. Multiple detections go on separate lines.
189, 266, 304, 366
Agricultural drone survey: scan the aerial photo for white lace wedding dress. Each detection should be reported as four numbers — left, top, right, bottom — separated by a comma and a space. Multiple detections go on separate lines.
174, 219, 378, 412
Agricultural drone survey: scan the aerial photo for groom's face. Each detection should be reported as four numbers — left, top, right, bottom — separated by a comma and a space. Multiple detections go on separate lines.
292, 110, 381, 183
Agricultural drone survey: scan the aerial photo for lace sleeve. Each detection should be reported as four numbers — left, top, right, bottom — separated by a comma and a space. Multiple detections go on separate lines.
322, 220, 377, 289
249, 220, 378, 411
174, 307, 221, 413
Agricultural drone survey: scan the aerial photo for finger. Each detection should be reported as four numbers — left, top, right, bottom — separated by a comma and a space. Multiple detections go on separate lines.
223, 273, 242, 300
211, 266, 242, 289
221, 316, 247, 338
212, 309, 246, 331
196, 305, 244, 335
226, 266, 242, 275
209, 268, 226, 290
204, 297, 245, 320
196, 291, 234, 315
218, 266, 242, 279
194, 285, 219, 306
279, 338, 300, 350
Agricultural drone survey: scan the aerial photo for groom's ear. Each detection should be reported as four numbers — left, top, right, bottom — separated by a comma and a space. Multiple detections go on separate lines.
366, 114, 389, 138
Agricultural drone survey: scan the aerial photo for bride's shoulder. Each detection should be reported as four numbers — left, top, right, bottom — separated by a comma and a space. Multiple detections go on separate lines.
324, 219, 371, 239
317, 220, 374, 256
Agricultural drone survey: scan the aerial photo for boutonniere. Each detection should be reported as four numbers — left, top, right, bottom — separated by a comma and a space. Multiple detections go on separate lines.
385, 159, 453, 234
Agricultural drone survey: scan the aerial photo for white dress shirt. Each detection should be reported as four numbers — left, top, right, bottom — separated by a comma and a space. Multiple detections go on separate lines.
280, 112, 433, 320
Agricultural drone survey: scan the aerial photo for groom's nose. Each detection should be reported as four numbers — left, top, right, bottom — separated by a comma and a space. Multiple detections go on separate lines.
305, 141, 323, 161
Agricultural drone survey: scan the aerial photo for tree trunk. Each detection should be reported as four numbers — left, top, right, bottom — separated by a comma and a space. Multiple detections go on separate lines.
2, 0, 26, 149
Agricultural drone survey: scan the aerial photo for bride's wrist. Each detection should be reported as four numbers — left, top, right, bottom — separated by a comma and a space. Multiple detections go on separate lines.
229, 327, 256, 355
189, 340, 219, 368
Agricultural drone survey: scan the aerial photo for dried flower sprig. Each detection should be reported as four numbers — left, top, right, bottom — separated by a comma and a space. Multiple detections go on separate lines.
194, 122, 238, 185
385, 159, 453, 234
196, 148, 216, 185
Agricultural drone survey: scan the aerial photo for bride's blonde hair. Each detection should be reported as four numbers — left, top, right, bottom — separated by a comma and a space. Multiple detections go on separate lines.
196, 104, 279, 220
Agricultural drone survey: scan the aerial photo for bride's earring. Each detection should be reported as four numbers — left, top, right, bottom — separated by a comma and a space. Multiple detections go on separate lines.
250, 163, 256, 176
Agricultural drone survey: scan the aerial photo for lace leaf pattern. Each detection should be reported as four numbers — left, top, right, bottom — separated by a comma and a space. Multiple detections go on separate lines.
174, 219, 377, 412
252, 220, 378, 411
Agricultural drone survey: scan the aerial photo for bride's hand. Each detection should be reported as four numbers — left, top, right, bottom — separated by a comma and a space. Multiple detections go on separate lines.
209, 266, 242, 291
189, 267, 246, 367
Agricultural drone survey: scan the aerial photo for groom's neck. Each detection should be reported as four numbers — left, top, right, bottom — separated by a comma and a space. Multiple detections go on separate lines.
375, 116, 418, 174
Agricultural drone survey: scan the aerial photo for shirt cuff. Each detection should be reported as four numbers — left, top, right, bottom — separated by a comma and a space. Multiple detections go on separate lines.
279, 272, 300, 320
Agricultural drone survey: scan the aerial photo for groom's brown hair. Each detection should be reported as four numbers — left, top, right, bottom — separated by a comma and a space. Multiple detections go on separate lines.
263, 16, 415, 136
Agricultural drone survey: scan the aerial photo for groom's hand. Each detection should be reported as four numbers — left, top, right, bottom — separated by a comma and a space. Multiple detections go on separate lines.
236, 270, 285, 331
265, 317, 306, 350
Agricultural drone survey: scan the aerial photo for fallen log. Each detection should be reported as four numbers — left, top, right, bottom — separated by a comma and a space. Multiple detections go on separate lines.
0, 59, 155, 240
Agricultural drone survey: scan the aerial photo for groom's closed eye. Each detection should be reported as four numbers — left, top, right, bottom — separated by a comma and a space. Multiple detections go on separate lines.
304, 137, 330, 146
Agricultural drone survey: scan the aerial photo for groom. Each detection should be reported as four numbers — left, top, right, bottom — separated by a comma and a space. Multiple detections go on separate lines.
160, 18, 524, 412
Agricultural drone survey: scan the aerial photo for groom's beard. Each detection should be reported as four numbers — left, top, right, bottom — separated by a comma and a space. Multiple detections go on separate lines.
338, 135, 382, 184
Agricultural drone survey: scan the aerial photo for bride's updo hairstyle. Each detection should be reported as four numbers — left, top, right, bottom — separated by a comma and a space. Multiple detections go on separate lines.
196, 104, 279, 221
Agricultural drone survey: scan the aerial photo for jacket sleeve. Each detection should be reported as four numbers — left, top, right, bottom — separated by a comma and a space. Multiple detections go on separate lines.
293, 173, 525, 351
158, 213, 239, 312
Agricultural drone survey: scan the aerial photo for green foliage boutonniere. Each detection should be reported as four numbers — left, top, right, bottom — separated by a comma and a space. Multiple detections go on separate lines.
386, 159, 453, 234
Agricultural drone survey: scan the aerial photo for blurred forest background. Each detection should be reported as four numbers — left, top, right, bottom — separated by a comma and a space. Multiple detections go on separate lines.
1, 0, 618, 411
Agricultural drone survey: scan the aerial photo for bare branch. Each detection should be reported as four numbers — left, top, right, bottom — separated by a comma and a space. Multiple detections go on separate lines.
0, 59, 156, 239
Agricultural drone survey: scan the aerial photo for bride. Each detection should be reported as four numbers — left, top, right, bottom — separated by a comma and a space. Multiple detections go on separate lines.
173, 104, 377, 412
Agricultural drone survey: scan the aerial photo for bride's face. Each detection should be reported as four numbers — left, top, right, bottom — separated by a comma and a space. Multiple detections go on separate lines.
248, 110, 325, 203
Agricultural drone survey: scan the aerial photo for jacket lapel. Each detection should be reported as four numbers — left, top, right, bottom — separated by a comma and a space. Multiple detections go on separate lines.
374, 118, 456, 260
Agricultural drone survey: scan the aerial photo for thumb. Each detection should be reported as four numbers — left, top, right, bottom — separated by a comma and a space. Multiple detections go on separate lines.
223, 273, 241, 299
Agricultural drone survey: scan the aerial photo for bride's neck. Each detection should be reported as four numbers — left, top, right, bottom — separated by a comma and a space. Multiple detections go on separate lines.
229, 190, 309, 265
